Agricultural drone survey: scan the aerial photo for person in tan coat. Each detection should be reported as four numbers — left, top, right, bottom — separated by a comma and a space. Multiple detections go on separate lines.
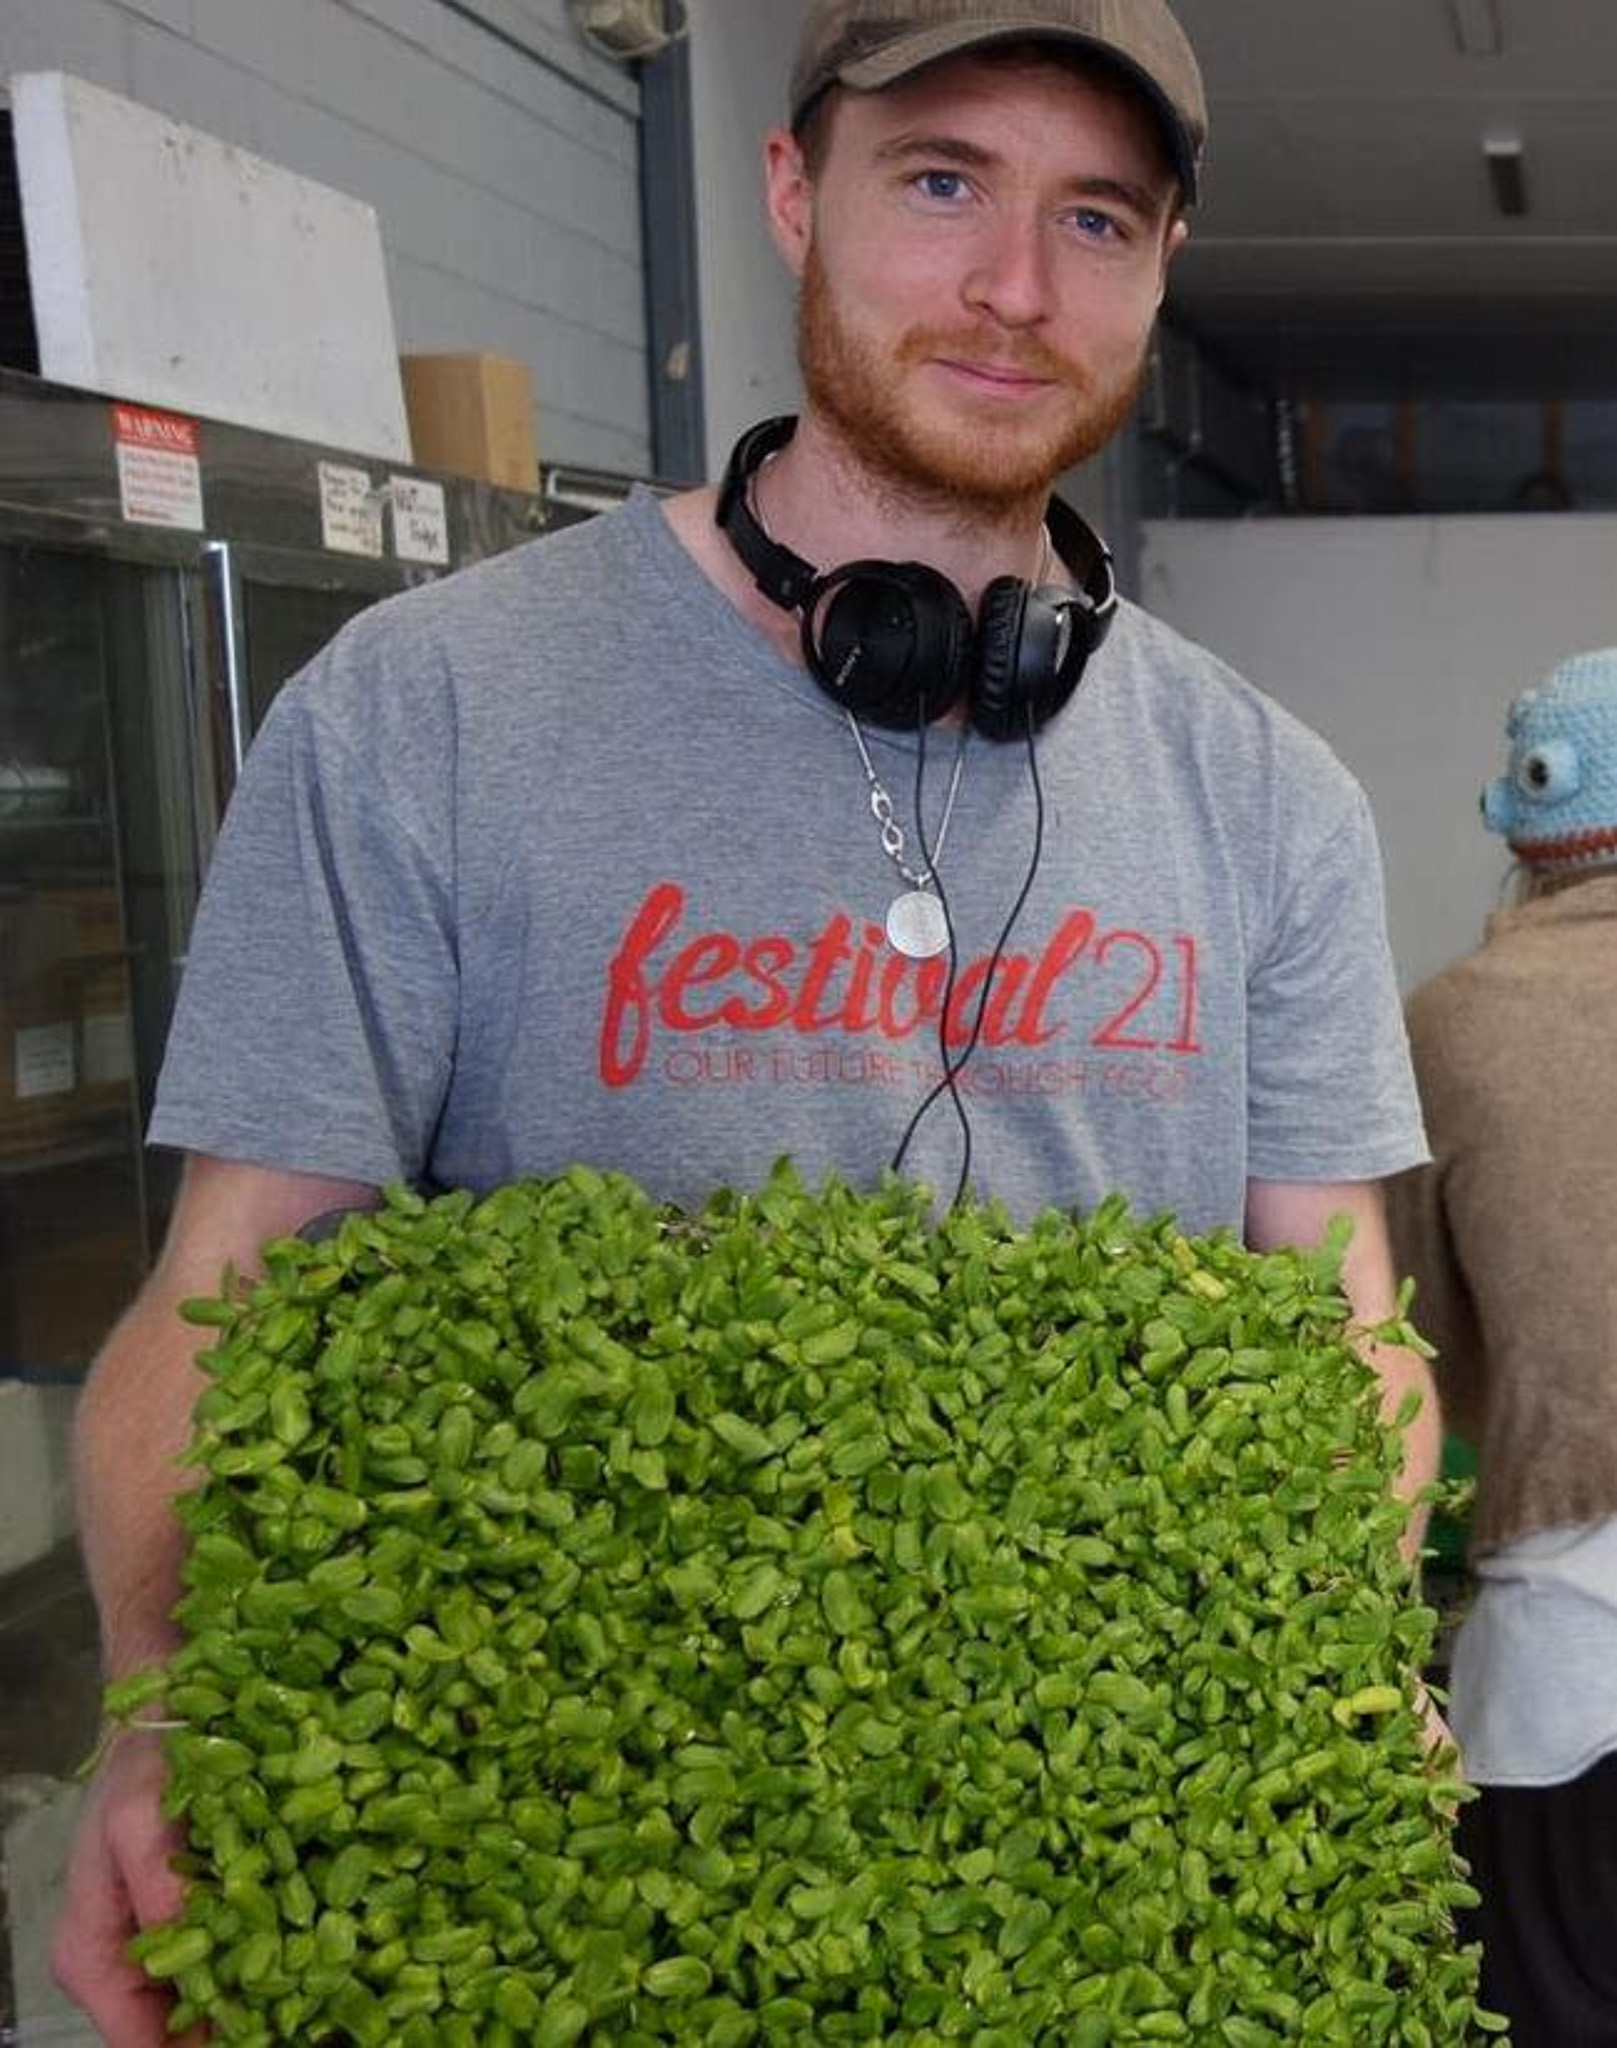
1387, 645, 1617, 2047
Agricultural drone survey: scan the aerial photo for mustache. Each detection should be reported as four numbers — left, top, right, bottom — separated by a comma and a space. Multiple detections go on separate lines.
896, 327, 1087, 387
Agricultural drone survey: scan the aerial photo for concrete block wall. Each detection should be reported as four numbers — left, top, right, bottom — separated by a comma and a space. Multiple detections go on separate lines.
0, 0, 652, 472
684, 0, 800, 478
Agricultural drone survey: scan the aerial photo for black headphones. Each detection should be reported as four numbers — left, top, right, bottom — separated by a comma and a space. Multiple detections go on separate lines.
715, 414, 1117, 742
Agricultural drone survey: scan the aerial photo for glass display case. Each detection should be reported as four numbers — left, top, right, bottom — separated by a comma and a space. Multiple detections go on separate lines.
2, 537, 192, 1371
0, 366, 602, 1374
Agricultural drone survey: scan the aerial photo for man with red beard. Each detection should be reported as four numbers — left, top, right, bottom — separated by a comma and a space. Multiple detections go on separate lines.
54, 6, 1440, 2041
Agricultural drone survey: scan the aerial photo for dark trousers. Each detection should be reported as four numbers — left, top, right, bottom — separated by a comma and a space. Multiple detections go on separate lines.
1456, 1750, 1617, 2046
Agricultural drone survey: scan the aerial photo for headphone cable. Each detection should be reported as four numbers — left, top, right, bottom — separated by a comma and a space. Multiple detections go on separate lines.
889, 711, 972, 1189
889, 701, 1047, 1207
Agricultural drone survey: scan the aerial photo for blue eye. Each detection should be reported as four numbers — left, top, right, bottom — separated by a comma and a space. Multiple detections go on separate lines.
1071, 207, 1118, 241
916, 170, 968, 201
1514, 738, 1581, 802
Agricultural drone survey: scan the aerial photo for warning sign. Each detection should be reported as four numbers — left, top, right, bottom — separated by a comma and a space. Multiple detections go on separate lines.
112, 403, 204, 530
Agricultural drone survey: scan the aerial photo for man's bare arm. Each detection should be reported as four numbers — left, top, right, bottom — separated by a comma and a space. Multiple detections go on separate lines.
76, 1153, 379, 1676
1245, 1177, 1441, 1563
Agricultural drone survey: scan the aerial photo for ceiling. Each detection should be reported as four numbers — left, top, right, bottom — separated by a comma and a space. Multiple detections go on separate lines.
1164, 0, 1617, 400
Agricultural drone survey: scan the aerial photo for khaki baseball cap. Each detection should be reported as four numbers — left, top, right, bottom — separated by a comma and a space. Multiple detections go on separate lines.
789, 0, 1208, 201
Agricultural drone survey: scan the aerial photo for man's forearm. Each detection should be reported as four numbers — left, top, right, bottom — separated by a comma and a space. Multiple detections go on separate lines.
72, 1155, 383, 1677
1364, 1334, 1441, 1565
74, 1291, 208, 1678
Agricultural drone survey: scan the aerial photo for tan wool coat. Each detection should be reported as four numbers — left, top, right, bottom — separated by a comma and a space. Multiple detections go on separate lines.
1385, 873, 1617, 1558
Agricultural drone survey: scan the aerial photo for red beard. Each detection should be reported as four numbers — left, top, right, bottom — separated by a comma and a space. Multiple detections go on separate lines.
797, 239, 1147, 515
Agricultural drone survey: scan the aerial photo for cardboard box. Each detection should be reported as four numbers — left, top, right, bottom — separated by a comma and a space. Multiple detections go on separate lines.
50, 886, 123, 961
0, 890, 132, 1156
7, 1214, 147, 1372
0, 887, 122, 992
400, 352, 539, 492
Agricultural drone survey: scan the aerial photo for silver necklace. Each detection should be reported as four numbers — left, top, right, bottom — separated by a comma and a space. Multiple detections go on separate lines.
845, 712, 969, 958
841, 528, 1059, 958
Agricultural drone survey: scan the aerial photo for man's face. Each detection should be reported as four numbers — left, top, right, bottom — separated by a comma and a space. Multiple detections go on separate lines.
770, 52, 1187, 510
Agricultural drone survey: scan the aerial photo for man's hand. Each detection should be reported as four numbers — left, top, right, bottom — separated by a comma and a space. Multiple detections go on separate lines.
50, 1729, 202, 2048
1419, 1686, 1462, 1771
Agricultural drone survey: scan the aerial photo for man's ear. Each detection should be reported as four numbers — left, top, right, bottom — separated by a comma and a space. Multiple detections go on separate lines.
763, 126, 813, 277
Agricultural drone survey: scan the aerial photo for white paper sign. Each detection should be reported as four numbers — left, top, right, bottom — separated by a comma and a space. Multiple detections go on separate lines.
389, 475, 450, 565
318, 462, 384, 557
113, 402, 204, 529
15, 1021, 76, 1099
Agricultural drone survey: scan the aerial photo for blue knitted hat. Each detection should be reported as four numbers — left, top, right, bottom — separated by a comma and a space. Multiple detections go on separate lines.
1481, 648, 1617, 869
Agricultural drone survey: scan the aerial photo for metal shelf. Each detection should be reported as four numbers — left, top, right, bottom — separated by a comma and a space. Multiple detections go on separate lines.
0, 815, 109, 832
0, 1129, 133, 1180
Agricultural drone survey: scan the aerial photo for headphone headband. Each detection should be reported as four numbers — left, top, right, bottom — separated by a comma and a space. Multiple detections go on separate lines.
715, 417, 817, 610
715, 414, 1116, 738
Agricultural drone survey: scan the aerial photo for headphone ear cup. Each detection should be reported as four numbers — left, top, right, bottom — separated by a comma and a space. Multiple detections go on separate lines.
810, 564, 973, 728
970, 577, 1033, 741
973, 580, 1102, 741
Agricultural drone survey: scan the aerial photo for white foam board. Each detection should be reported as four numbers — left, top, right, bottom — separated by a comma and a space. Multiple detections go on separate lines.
10, 71, 410, 459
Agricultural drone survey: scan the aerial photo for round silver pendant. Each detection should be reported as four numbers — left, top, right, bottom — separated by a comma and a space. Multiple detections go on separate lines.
886, 888, 950, 959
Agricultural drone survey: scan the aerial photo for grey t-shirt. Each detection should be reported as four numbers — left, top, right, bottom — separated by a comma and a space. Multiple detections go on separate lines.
151, 487, 1425, 1232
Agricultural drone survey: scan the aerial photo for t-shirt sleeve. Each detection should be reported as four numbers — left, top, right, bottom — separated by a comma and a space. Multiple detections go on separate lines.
148, 634, 457, 1185
1244, 780, 1428, 1184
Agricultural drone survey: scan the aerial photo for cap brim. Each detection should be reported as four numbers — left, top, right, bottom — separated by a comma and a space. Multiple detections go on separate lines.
834, 21, 1200, 202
